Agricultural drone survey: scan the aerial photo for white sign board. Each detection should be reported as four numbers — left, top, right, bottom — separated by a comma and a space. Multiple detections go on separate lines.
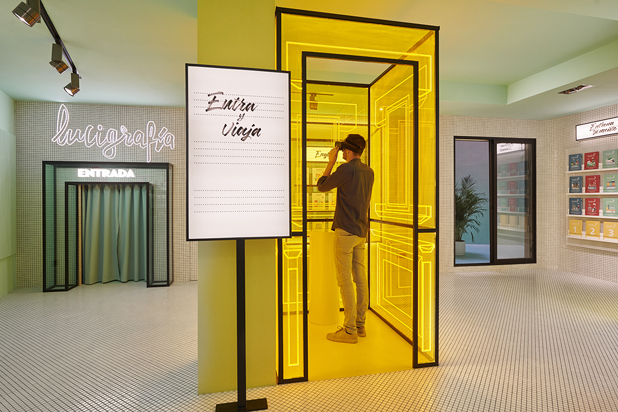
186, 64, 291, 240
577, 117, 618, 141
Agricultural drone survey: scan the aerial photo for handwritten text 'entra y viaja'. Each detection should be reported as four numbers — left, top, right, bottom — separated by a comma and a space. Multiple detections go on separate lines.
205, 91, 262, 141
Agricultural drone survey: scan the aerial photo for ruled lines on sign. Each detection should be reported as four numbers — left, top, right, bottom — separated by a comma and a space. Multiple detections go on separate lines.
192, 189, 286, 214
191, 144, 285, 165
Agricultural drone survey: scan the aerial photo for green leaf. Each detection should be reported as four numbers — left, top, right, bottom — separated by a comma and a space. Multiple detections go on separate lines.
454, 175, 488, 242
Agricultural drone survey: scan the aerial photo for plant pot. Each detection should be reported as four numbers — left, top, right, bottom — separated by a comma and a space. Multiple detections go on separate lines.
455, 240, 466, 256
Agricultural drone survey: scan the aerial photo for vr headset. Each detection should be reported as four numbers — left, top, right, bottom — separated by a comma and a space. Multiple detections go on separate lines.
334, 137, 363, 153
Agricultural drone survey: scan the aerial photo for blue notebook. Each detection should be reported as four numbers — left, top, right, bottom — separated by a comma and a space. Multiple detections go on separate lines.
569, 198, 582, 215
569, 176, 582, 193
569, 154, 582, 171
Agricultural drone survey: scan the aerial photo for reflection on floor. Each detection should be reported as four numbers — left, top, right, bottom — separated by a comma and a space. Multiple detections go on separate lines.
456, 243, 528, 264
455, 243, 490, 264
308, 311, 412, 381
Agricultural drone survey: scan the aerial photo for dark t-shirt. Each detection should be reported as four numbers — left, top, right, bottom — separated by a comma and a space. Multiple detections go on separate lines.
317, 158, 374, 237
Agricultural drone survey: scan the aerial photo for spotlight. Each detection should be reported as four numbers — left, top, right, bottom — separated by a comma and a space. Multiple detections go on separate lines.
49, 43, 68, 74
12, 0, 40, 27
64, 72, 80, 96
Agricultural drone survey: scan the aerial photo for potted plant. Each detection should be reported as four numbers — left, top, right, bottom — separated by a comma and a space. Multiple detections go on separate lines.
455, 175, 488, 256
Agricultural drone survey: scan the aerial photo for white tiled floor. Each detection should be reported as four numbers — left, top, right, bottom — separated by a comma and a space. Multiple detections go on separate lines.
3, 269, 618, 411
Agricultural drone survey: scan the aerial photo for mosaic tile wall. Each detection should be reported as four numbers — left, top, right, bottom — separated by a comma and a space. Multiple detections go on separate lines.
553, 104, 618, 283
14, 102, 197, 289
15, 101, 618, 289
440, 104, 618, 284
439, 115, 550, 274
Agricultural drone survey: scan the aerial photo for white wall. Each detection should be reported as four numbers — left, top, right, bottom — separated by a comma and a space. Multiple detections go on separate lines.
14, 102, 197, 289
0, 90, 14, 134
440, 103, 618, 284
0, 89, 16, 299
553, 104, 618, 283
439, 115, 552, 273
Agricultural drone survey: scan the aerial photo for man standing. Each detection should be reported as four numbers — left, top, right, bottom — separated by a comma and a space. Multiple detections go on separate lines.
317, 134, 374, 344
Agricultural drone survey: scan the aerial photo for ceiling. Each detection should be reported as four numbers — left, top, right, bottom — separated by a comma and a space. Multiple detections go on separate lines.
3, 0, 618, 120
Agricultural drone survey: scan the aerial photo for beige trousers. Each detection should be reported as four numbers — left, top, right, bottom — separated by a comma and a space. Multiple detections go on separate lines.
334, 228, 368, 334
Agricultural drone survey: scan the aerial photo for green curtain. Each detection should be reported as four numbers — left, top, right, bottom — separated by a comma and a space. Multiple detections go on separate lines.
83, 184, 148, 284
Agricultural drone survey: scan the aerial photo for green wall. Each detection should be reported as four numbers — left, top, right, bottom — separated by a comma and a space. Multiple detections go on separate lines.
0, 89, 16, 300
196, 0, 277, 394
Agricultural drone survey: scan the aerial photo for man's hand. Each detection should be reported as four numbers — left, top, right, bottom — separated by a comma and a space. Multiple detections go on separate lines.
328, 147, 339, 165
322, 147, 339, 177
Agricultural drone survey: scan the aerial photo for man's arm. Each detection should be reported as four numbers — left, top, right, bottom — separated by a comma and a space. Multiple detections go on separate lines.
317, 148, 346, 192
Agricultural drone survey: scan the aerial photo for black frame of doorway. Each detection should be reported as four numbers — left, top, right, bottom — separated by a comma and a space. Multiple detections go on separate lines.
275, 6, 440, 384
42, 161, 173, 291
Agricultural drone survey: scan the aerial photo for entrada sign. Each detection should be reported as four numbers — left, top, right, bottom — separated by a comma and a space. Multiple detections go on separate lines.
576, 117, 618, 141
51, 104, 175, 162
77, 168, 136, 178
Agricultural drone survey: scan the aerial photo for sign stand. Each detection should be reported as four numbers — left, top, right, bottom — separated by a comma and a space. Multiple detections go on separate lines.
215, 239, 268, 412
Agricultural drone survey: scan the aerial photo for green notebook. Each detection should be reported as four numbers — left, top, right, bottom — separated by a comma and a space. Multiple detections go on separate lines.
603, 149, 618, 168
604, 174, 617, 192
603, 198, 617, 216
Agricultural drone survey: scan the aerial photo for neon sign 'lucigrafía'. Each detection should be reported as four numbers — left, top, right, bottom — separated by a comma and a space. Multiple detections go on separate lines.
51, 104, 175, 162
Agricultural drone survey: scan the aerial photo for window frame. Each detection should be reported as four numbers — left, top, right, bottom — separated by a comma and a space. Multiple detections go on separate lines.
454, 136, 537, 267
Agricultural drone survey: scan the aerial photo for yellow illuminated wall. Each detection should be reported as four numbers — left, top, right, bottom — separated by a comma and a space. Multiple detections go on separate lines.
278, 9, 438, 379
197, 0, 277, 394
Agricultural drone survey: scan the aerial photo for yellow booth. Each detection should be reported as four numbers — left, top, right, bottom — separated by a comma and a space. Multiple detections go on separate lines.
276, 8, 439, 383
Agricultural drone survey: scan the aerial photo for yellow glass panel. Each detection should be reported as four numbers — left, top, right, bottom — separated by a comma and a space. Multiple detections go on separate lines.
370, 222, 414, 343
278, 10, 438, 374
280, 12, 437, 233
418, 232, 436, 364
305, 83, 369, 222
369, 64, 431, 226
281, 236, 304, 379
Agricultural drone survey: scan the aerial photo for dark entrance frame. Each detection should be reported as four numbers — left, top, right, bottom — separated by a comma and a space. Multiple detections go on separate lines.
42, 161, 173, 291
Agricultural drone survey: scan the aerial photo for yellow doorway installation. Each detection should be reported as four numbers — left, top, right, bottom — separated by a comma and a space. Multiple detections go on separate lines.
276, 8, 438, 383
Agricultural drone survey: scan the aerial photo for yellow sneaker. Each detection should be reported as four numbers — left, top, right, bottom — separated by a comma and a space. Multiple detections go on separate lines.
326, 327, 358, 344
357, 326, 366, 337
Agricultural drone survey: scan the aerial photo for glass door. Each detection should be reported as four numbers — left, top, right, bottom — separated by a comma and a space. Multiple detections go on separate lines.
454, 139, 490, 265
495, 141, 535, 262
454, 137, 536, 266
369, 60, 436, 366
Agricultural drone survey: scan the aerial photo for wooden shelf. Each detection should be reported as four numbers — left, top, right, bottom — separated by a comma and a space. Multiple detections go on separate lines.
567, 192, 618, 196
497, 175, 528, 181
498, 211, 525, 215
567, 234, 618, 243
566, 167, 618, 174
566, 214, 618, 220
497, 193, 527, 197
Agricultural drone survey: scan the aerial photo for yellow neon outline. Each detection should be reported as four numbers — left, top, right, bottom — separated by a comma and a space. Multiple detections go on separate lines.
285, 41, 433, 93
375, 246, 412, 327
419, 260, 433, 353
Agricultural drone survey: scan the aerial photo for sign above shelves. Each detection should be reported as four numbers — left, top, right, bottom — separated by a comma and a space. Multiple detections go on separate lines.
576, 117, 618, 141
